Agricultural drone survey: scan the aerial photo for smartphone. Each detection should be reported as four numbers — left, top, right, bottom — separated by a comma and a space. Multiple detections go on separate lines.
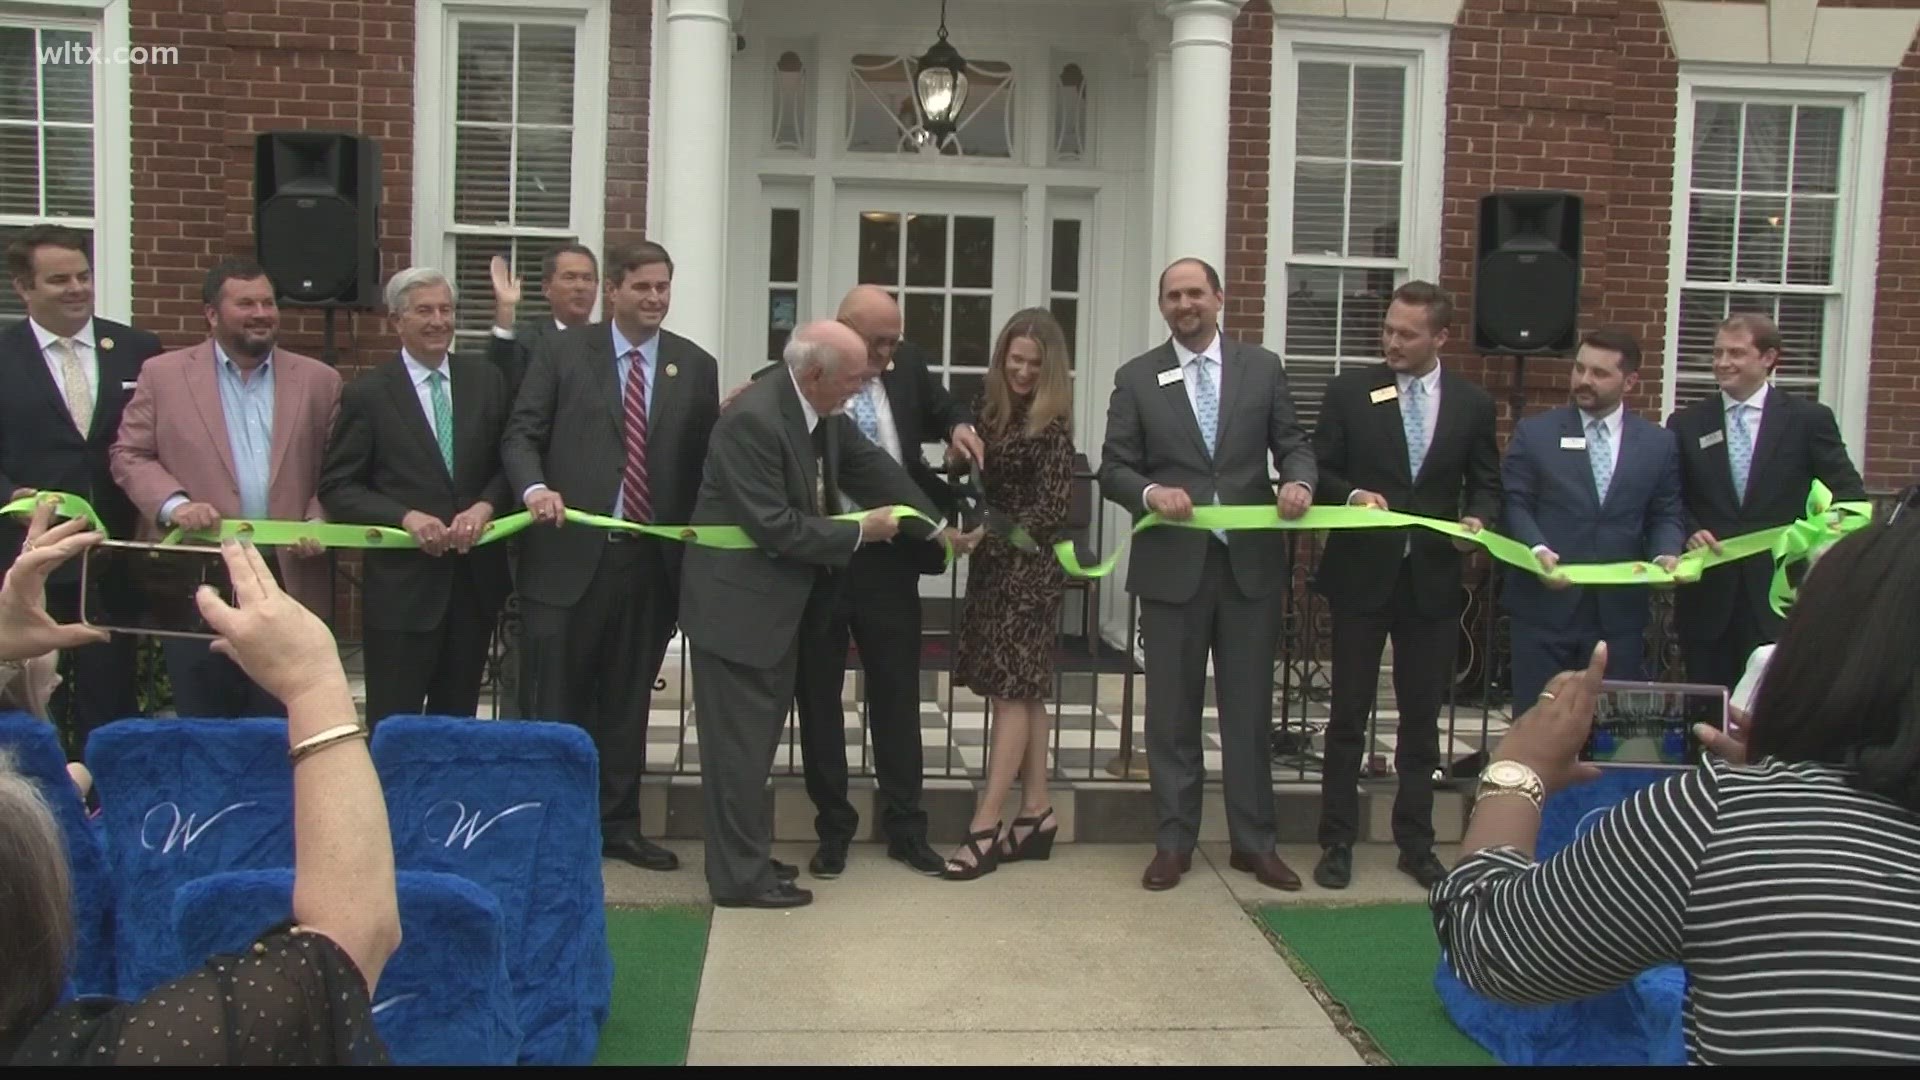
80, 541, 235, 639
1584, 680, 1729, 766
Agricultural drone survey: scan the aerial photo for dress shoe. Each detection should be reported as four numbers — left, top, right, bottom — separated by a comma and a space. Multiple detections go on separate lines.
1398, 851, 1449, 889
603, 836, 679, 872
888, 837, 946, 876
809, 839, 849, 879
770, 858, 799, 882
1141, 849, 1193, 891
1228, 850, 1303, 892
713, 881, 814, 909
1314, 845, 1353, 890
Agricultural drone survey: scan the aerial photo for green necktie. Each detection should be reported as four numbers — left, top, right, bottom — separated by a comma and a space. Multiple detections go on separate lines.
429, 370, 453, 473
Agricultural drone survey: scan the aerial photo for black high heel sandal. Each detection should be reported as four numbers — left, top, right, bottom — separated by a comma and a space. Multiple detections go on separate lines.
941, 823, 1003, 881
1001, 807, 1058, 863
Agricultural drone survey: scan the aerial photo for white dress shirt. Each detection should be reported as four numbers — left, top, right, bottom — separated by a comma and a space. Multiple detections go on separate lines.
402, 349, 451, 440
1579, 402, 1625, 478
31, 317, 99, 405
1721, 381, 1769, 447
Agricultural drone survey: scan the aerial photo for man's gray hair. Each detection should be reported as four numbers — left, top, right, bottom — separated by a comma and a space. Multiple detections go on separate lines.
784, 333, 852, 377
384, 267, 456, 313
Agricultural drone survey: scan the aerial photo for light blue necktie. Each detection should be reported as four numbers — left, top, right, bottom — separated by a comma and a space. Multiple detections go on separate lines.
1190, 357, 1219, 457
849, 382, 883, 446
1727, 402, 1753, 502
428, 370, 453, 473
1402, 378, 1427, 479
1588, 418, 1613, 504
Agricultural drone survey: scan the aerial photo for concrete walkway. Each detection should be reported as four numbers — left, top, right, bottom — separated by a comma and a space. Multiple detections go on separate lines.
607, 840, 1447, 1065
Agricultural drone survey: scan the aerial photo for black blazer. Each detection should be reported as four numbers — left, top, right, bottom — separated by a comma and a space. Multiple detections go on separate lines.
0, 317, 164, 579
500, 324, 720, 606
1665, 388, 1866, 642
485, 317, 570, 401
318, 355, 513, 631
750, 338, 969, 574
1310, 365, 1501, 619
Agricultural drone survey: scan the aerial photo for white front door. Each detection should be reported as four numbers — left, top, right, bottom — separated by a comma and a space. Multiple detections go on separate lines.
829, 186, 1023, 415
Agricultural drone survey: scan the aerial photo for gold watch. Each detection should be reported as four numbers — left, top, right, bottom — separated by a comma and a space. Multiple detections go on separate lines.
1476, 760, 1545, 810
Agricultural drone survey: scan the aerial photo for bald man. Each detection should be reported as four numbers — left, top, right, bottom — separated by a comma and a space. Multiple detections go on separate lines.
680, 320, 942, 908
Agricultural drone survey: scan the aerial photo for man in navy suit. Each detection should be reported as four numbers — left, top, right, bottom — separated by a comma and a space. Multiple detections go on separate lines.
1500, 327, 1685, 711
0, 224, 164, 742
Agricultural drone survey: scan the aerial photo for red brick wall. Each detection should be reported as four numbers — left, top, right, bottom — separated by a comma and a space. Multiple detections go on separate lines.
1225, 0, 1920, 490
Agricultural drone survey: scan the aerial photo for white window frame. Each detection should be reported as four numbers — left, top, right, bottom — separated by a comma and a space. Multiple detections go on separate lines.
0, 0, 132, 322
1263, 19, 1448, 393
1665, 66, 1887, 469
412, 0, 609, 336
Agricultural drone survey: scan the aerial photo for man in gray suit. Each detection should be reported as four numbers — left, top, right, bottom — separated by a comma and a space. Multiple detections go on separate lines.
1099, 257, 1317, 893
500, 240, 719, 873
679, 320, 941, 909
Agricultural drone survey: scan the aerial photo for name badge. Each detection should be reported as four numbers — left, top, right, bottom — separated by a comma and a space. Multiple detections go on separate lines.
1369, 386, 1399, 405
1560, 436, 1587, 451
120, 380, 138, 390
1156, 368, 1184, 387
1699, 430, 1724, 449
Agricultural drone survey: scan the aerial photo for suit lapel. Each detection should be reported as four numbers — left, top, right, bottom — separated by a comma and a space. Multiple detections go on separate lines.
1747, 388, 1786, 490
86, 332, 124, 440
1372, 365, 1412, 485
267, 354, 298, 495
648, 334, 684, 467
1212, 338, 1244, 452
1152, 343, 1210, 462
388, 359, 450, 485
590, 326, 621, 428
880, 357, 914, 443
1562, 408, 1603, 510
9, 326, 76, 438
776, 375, 820, 510
185, 344, 241, 488
1695, 398, 1740, 508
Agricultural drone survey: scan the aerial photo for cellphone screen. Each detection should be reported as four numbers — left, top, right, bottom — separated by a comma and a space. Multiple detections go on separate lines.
1585, 680, 1730, 766
80, 541, 235, 638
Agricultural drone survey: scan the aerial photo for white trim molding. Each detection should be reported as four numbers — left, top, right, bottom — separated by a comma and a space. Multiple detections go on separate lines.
1267, 1, 1463, 26
1660, 0, 1920, 69
0, 0, 133, 322
1662, 65, 1889, 471
1262, 15, 1448, 411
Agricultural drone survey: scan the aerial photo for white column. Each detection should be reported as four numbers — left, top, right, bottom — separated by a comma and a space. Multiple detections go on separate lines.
1160, 0, 1244, 275
655, 0, 734, 351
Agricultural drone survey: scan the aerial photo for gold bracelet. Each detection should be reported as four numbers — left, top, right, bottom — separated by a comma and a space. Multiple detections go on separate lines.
288, 723, 367, 765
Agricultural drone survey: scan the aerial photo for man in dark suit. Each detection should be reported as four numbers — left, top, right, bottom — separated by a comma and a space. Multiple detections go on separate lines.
1308, 281, 1500, 890
500, 241, 719, 872
1501, 327, 1686, 711
319, 268, 512, 724
485, 245, 599, 399
1, 224, 164, 742
791, 285, 984, 879
1666, 313, 1866, 691
680, 319, 939, 909
1098, 257, 1317, 894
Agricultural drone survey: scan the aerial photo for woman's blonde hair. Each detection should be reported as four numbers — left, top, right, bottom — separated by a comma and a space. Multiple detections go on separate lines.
0, 752, 72, 1043
981, 307, 1073, 438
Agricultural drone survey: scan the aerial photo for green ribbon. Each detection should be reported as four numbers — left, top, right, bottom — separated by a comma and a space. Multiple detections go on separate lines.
10, 483, 1868, 592
1010, 483, 1872, 587
1, 493, 950, 565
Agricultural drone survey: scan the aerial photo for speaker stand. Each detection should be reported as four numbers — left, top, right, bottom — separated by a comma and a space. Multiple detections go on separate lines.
321, 307, 339, 367
1507, 353, 1527, 422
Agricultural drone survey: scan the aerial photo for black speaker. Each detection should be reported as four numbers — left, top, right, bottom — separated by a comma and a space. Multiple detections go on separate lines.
254, 132, 380, 307
1472, 191, 1581, 354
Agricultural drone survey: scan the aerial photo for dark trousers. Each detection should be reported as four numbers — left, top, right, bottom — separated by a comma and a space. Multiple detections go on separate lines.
794, 552, 927, 845
164, 637, 286, 718
362, 559, 497, 725
1509, 595, 1646, 714
1137, 539, 1282, 855
518, 536, 676, 842
690, 632, 800, 900
1318, 560, 1454, 856
45, 578, 140, 745
1682, 582, 1773, 693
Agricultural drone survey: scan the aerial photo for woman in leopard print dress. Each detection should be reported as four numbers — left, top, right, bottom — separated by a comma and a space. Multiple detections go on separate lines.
945, 308, 1077, 880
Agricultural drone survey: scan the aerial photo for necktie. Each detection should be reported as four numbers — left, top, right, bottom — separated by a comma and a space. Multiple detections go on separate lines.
1190, 357, 1219, 456
1727, 402, 1753, 502
1588, 419, 1613, 504
811, 421, 829, 514
53, 338, 92, 434
428, 370, 453, 473
850, 382, 883, 446
1402, 378, 1427, 479
620, 348, 652, 522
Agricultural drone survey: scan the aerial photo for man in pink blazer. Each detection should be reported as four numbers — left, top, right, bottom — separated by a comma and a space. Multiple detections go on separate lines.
111, 258, 341, 717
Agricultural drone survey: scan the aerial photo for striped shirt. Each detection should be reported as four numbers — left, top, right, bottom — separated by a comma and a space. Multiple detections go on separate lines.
1433, 757, 1920, 1064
